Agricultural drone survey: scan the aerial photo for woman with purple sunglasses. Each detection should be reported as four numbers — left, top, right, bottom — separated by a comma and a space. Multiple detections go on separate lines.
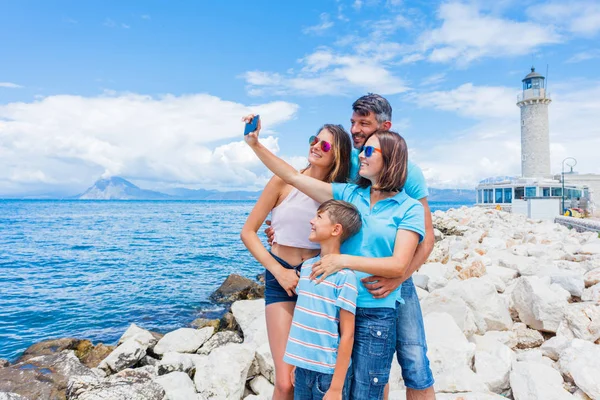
241, 118, 352, 400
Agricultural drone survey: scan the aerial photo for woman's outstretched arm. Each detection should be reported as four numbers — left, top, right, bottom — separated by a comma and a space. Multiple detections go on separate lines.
243, 115, 333, 203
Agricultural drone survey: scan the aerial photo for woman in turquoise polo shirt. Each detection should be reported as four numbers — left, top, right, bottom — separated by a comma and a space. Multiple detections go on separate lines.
243, 116, 424, 400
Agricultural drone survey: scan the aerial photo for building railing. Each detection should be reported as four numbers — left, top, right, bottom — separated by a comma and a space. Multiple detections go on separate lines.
517, 89, 551, 102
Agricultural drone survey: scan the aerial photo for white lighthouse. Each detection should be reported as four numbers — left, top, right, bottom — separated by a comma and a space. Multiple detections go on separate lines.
517, 67, 551, 178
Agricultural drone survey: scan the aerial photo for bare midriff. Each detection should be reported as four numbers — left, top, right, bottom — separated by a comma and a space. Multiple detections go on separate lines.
271, 243, 320, 267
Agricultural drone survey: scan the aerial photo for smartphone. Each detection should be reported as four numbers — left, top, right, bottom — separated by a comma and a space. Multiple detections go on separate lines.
244, 115, 260, 135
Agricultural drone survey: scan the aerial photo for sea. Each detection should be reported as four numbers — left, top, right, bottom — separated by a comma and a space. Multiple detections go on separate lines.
0, 199, 471, 361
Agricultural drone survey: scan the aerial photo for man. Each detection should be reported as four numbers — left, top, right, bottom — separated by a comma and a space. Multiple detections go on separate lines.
267, 94, 436, 400
349, 94, 435, 400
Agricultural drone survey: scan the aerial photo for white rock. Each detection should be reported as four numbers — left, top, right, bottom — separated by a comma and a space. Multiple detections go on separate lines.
428, 275, 449, 291
158, 352, 203, 375
154, 371, 197, 400
511, 276, 568, 333
412, 273, 429, 290
118, 323, 158, 348
482, 237, 507, 250
196, 331, 243, 355
486, 265, 519, 284
580, 243, 600, 255
512, 322, 545, 349
421, 291, 478, 336
540, 336, 570, 361
473, 336, 514, 393
194, 343, 256, 399
437, 278, 513, 333
551, 271, 585, 298
424, 313, 475, 370
494, 251, 539, 276
254, 343, 274, 384
514, 349, 554, 367
154, 327, 214, 355
249, 376, 274, 398
415, 286, 429, 300
231, 299, 267, 346
558, 339, 600, 399
435, 393, 508, 400
510, 361, 574, 400
582, 283, 600, 303
98, 332, 155, 373
388, 359, 406, 393
560, 303, 600, 343
573, 389, 593, 400
584, 268, 600, 287
434, 366, 488, 393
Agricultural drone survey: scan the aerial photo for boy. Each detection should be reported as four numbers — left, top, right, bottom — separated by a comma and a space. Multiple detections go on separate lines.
283, 200, 362, 400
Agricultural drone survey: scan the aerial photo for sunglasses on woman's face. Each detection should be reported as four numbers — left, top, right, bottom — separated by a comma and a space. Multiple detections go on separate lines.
362, 145, 382, 158
309, 135, 332, 152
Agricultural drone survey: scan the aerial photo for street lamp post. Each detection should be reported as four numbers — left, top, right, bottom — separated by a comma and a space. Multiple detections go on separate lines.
561, 157, 577, 214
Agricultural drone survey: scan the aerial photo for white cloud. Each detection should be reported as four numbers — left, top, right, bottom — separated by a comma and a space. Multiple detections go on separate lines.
243, 49, 409, 96
408, 83, 517, 119
566, 49, 600, 63
0, 93, 298, 195
420, 73, 446, 86
409, 80, 600, 188
528, 1, 600, 37
419, 2, 561, 65
0, 82, 22, 89
353, 0, 363, 10
303, 13, 334, 35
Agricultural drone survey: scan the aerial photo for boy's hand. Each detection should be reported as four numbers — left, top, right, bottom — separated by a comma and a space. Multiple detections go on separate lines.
264, 220, 275, 246
275, 268, 300, 297
323, 388, 342, 400
361, 275, 403, 299
310, 254, 345, 283
242, 114, 261, 147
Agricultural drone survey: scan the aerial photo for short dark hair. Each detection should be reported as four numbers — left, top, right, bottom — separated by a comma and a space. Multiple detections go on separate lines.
317, 200, 362, 243
357, 130, 408, 192
352, 93, 392, 124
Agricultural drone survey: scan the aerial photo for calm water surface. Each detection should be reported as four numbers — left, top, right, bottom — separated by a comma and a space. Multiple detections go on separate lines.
0, 200, 469, 360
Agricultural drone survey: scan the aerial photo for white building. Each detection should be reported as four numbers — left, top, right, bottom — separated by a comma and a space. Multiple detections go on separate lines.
475, 67, 597, 218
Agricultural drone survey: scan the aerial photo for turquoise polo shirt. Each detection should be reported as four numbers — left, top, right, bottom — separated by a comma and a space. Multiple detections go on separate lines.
332, 183, 425, 309
349, 148, 429, 200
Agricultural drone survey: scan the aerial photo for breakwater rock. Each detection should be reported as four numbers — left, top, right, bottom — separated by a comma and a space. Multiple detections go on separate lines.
1, 207, 599, 399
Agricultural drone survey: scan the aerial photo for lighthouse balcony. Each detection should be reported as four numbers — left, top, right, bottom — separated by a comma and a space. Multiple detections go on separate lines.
517, 89, 551, 103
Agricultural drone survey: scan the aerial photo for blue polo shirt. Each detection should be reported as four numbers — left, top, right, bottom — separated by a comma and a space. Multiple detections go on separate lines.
332, 183, 425, 309
350, 148, 429, 200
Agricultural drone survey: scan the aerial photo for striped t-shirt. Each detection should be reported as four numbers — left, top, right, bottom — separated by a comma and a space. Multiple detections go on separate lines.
283, 257, 358, 374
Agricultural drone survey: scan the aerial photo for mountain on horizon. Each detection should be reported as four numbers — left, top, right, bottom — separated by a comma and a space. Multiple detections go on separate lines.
77, 177, 172, 200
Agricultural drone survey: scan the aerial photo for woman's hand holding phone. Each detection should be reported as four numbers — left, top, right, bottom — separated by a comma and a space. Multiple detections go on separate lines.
242, 114, 261, 147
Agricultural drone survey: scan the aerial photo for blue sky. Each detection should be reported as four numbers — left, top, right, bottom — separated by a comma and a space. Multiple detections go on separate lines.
1, 0, 599, 195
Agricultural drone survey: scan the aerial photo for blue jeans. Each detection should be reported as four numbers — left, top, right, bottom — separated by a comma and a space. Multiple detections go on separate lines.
294, 367, 351, 400
396, 277, 435, 390
350, 307, 397, 400
264, 252, 302, 305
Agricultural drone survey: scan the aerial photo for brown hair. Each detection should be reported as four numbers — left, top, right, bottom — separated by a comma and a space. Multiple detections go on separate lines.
356, 130, 408, 192
306, 124, 352, 183
317, 199, 362, 243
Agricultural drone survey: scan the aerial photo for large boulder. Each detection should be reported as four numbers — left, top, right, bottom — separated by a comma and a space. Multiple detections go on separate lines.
512, 323, 544, 349
231, 299, 267, 346
0, 350, 95, 400
197, 331, 243, 355
558, 339, 600, 400
510, 361, 574, 400
582, 283, 600, 303
511, 276, 568, 333
98, 330, 157, 373
436, 278, 513, 333
16, 338, 114, 369
210, 274, 264, 303
473, 335, 514, 393
558, 303, 600, 342
154, 371, 197, 400
193, 343, 256, 399
67, 366, 164, 400
158, 352, 203, 375
254, 343, 274, 384
153, 327, 214, 355
584, 268, 600, 287
423, 313, 486, 393
117, 324, 161, 347
550, 270, 585, 298
249, 376, 274, 399
420, 291, 477, 336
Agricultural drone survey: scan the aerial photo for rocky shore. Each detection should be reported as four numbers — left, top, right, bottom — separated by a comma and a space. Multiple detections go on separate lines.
1, 207, 599, 400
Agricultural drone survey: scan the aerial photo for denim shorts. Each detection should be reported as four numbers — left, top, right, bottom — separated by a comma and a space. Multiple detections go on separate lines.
350, 307, 397, 400
294, 367, 351, 400
264, 252, 302, 306
395, 277, 435, 390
